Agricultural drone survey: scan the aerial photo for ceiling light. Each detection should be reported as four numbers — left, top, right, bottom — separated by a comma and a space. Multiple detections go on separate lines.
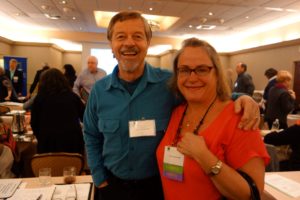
219, 18, 225, 24
285, 9, 298, 13
60, 0, 67, 4
265, 7, 283, 12
188, 25, 193, 28
94, 11, 179, 31
44, 13, 61, 20
149, 7, 153, 11
72, 16, 76, 20
245, 16, 249, 19
208, 12, 213, 16
196, 25, 216, 30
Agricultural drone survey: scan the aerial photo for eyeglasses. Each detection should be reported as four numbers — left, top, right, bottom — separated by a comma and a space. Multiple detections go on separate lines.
177, 65, 214, 77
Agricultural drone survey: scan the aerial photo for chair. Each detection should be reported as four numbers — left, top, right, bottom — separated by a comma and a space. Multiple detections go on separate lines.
31, 152, 84, 177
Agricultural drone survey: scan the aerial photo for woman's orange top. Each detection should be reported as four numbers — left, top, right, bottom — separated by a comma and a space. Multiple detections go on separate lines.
156, 101, 270, 200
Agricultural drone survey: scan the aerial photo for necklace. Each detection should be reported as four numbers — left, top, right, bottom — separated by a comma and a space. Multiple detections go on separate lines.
172, 95, 217, 146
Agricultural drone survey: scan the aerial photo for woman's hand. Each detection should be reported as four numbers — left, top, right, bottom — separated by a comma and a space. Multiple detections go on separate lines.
177, 132, 208, 160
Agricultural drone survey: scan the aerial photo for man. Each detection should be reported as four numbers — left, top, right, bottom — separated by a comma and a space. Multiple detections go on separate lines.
233, 62, 255, 96
262, 68, 277, 111
5, 59, 23, 96
73, 56, 106, 102
84, 11, 260, 200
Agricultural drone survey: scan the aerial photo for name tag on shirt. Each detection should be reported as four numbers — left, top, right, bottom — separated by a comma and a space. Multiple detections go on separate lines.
163, 146, 184, 182
129, 120, 156, 137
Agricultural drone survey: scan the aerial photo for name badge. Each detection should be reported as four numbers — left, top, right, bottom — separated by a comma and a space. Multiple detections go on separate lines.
129, 120, 156, 137
163, 146, 184, 182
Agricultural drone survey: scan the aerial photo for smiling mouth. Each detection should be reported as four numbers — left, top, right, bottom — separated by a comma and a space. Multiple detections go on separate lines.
121, 51, 138, 56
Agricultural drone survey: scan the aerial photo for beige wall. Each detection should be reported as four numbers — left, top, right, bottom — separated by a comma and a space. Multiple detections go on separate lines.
0, 41, 11, 56
62, 52, 82, 76
145, 56, 160, 68
228, 41, 300, 90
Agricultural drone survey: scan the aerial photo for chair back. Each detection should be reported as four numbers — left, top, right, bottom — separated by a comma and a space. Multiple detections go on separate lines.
31, 152, 84, 177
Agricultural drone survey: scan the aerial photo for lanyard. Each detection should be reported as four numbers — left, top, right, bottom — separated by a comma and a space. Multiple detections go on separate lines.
172, 96, 217, 146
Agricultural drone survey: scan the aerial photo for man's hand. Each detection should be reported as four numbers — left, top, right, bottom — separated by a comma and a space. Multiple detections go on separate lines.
97, 181, 108, 188
234, 95, 260, 130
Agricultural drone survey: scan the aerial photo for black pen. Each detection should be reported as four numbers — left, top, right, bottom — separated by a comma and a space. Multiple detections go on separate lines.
36, 194, 43, 200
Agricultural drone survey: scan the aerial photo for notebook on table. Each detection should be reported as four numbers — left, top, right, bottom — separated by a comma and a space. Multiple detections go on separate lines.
0, 179, 22, 199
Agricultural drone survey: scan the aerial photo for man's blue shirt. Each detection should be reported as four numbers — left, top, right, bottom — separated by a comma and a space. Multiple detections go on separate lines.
83, 63, 177, 186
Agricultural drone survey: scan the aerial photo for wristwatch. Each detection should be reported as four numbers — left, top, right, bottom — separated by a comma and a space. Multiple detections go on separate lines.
208, 160, 223, 176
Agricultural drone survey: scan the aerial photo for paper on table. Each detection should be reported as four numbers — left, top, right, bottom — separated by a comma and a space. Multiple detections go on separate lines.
7, 185, 55, 200
265, 174, 300, 198
52, 183, 91, 200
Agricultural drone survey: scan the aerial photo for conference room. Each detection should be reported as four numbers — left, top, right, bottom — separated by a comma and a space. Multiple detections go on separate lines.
1, 0, 300, 199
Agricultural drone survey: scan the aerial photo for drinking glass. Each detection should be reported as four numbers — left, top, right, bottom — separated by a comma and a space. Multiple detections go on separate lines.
63, 166, 77, 184
39, 168, 52, 186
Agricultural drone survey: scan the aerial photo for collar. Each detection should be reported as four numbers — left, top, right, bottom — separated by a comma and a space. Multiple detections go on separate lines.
269, 76, 277, 81
105, 62, 167, 91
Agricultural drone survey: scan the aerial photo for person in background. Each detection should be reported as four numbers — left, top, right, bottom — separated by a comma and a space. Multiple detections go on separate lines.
5, 59, 23, 96
0, 67, 14, 102
63, 64, 77, 88
262, 68, 278, 112
73, 56, 106, 102
233, 62, 255, 96
83, 11, 260, 200
264, 122, 300, 171
156, 38, 269, 200
31, 68, 85, 154
27, 64, 50, 99
265, 70, 296, 129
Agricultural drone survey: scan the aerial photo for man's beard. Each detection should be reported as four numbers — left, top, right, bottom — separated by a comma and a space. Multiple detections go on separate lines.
118, 46, 143, 72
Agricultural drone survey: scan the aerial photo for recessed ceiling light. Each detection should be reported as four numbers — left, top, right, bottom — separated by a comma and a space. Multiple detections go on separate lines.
245, 16, 249, 19
72, 16, 76, 20
60, 0, 67, 4
189, 25, 193, 28
265, 7, 283, 12
44, 13, 61, 20
149, 7, 153, 11
208, 12, 213, 16
15, 13, 20, 16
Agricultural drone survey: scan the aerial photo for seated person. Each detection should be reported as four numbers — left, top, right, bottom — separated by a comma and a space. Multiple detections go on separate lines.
264, 123, 300, 171
0, 144, 15, 178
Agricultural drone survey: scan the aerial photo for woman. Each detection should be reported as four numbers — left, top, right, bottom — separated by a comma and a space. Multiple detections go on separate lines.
63, 64, 77, 88
31, 68, 85, 155
156, 38, 269, 200
265, 70, 296, 129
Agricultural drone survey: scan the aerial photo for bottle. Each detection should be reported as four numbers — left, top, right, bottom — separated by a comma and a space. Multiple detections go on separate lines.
271, 119, 280, 131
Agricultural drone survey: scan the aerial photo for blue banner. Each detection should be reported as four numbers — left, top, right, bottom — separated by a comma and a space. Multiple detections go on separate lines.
4, 56, 27, 96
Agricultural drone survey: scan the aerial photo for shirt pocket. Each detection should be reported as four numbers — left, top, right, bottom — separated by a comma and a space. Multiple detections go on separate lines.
98, 119, 121, 153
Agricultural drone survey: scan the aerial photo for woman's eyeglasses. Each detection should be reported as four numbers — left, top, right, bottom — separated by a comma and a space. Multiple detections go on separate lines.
177, 65, 214, 77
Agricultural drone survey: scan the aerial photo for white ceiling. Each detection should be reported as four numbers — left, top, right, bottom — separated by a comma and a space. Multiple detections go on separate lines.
1, 0, 300, 51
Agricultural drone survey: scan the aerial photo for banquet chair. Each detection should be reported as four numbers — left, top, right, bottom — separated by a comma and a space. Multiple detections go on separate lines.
30, 152, 84, 177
